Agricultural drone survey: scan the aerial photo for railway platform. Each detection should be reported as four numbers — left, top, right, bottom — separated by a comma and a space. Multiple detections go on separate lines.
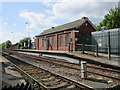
0, 56, 26, 88
15, 49, 120, 68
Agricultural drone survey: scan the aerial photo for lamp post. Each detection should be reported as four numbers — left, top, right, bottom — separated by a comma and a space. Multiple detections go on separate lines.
26, 22, 30, 37
26, 22, 30, 49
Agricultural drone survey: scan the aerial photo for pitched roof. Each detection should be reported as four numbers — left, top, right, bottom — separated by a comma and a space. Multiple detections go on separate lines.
36, 17, 96, 37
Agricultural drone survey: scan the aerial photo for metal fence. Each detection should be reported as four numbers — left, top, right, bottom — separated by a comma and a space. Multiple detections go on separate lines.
91, 28, 120, 55
72, 28, 120, 60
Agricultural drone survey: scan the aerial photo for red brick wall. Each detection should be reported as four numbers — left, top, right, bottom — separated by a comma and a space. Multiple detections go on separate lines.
35, 30, 73, 51
35, 21, 96, 51
58, 34, 68, 50
77, 21, 95, 36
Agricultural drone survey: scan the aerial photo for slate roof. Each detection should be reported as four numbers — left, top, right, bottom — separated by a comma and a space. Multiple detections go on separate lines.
36, 17, 96, 37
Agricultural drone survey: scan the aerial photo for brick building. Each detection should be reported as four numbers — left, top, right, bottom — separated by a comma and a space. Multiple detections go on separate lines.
35, 17, 96, 51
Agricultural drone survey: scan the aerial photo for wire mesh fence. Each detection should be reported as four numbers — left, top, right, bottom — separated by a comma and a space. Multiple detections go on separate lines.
74, 28, 120, 60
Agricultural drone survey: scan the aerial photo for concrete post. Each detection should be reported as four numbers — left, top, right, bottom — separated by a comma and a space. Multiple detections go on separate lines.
81, 61, 87, 79
39, 53, 42, 56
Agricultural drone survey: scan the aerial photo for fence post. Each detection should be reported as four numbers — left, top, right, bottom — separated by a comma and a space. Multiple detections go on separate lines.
82, 43, 85, 54
108, 32, 111, 60
96, 44, 98, 57
81, 61, 87, 79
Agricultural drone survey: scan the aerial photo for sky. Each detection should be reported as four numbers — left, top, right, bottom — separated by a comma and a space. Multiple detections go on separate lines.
0, 0, 119, 44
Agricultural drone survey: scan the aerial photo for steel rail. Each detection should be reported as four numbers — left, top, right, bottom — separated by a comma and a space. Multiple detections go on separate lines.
16, 52, 120, 74
3, 53, 49, 90
19, 53, 120, 82
6, 58, 49, 90
11, 52, 81, 70
3, 51, 120, 84
88, 65, 120, 74
87, 71, 120, 81
3, 52, 94, 90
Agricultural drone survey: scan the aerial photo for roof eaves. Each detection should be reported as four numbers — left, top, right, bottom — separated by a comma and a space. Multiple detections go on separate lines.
36, 27, 76, 37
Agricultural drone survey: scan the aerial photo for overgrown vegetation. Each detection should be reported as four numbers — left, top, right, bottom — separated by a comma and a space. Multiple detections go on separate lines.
22, 75, 33, 84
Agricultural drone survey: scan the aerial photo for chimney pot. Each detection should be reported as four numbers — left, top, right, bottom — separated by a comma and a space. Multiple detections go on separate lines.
52, 27, 54, 29
82, 17, 88, 20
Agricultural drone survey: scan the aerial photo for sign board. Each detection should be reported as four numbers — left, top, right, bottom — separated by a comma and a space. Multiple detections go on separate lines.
73, 30, 79, 32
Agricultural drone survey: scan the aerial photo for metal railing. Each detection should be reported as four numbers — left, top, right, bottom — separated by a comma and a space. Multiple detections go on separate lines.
68, 43, 111, 60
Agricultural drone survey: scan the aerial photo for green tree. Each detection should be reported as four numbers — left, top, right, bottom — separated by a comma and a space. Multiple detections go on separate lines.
19, 37, 31, 49
1, 43, 6, 50
97, 8, 120, 31
17, 43, 22, 49
0, 40, 12, 50
5, 40, 12, 49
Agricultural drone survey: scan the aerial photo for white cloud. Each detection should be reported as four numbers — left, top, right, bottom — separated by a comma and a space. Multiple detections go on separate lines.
3, 22, 8, 25
49, 0, 118, 21
1, 0, 120, 2
19, 1, 118, 33
0, 32, 26, 44
41, 0, 60, 7
13, 23, 17, 26
19, 11, 57, 32
0, 32, 13, 43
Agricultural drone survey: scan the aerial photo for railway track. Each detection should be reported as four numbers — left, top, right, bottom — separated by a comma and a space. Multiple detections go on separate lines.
10, 51, 120, 79
3, 52, 94, 90
2, 51, 120, 88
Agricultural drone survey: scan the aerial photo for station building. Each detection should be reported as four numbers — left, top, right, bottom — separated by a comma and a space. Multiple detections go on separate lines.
35, 17, 96, 51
